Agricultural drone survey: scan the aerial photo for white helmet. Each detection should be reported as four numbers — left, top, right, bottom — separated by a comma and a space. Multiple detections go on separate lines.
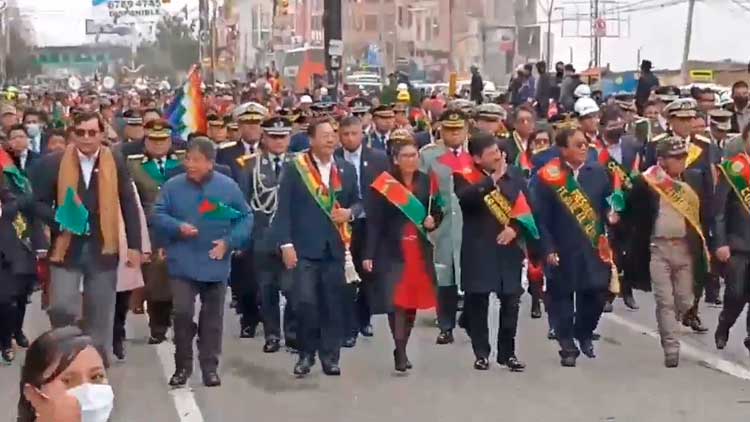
573, 84, 592, 98
574, 97, 600, 117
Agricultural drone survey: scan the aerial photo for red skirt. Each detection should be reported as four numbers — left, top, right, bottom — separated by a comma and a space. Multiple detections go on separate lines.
393, 224, 436, 310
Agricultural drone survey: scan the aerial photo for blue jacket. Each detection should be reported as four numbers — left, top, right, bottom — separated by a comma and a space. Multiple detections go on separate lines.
153, 171, 252, 283
290, 132, 310, 153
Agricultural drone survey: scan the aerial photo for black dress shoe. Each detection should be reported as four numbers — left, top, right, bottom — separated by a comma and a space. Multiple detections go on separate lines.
683, 315, 709, 333
580, 340, 596, 358
113, 341, 126, 361
168, 369, 191, 387
592, 332, 601, 341
499, 356, 526, 372
547, 328, 557, 340
744, 336, 750, 354
14, 332, 29, 348
263, 339, 281, 353
293, 355, 315, 377
622, 294, 639, 310
436, 330, 454, 345
715, 328, 729, 350
240, 325, 257, 338
405, 356, 413, 370
321, 362, 341, 376
530, 298, 542, 319
148, 334, 167, 345
560, 355, 576, 367
203, 372, 221, 387
602, 301, 614, 313
360, 325, 374, 337
473, 357, 490, 370
1, 348, 15, 364
342, 337, 357, 348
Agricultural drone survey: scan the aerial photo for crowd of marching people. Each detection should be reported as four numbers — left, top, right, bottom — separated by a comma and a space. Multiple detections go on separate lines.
3, 59, 750, 420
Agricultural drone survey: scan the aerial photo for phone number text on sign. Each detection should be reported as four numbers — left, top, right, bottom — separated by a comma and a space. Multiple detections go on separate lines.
107, 0, 163, 18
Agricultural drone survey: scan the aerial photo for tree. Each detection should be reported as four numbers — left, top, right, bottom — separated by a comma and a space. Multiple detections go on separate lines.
137, 14, 199, 78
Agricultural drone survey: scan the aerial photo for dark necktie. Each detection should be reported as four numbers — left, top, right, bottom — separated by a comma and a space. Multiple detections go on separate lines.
274, 156, 281, 177
158, 159, 165, 176
453, 148, 460, 157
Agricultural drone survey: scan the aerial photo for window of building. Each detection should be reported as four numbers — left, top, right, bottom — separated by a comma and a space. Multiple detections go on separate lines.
397, 6, 403, 27
432, 17, 439, 38
364, 15, 377, 31
384, 14, 395, 31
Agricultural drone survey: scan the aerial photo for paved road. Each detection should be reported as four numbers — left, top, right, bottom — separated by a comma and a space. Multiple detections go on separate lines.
1, 290, 749, 422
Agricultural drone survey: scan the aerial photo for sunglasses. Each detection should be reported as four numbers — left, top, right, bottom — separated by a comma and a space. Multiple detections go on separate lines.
74, 128, 99, 138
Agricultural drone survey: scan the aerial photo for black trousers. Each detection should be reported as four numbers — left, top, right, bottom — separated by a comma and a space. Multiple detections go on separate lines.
232, 253, 261, 329
437, 285, 458, 331
465, 292, 521, 360
256, 252, 297, 343
718, 254, 750, 336
171, 279, 226, 374
0, 296, 25, 349
342, 283, 372, 338
549, 288, 607, 352
349, 219, 372, 332
113, 291, 132, 346
294, 258, 345, 364
148, 301, 172, 338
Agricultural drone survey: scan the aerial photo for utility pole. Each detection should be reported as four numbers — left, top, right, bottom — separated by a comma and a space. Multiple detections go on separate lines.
681, 0, 696, 83
449, 0, 454, 71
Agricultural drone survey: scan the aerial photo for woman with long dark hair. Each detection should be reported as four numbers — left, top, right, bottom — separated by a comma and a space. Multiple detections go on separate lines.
363, 129, 443, 372
18, 327, 112, 422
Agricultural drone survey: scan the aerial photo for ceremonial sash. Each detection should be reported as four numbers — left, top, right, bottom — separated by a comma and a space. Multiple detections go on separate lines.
641, 165, 710, 261
512, 132, 532, 172
718, 153, 750, 216
293, 153, 352, 247
686, 143, 703, 168
0, 149, 30, 193
370, 171, 429, 238
597, 147, 639, 190
538, 158, 602, 247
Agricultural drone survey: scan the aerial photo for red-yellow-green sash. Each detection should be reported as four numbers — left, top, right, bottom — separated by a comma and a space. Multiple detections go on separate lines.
538, 158, 603, 247
293, 153, 352, 247
719, 153, 750, 216
597, 147, 639, 191
371, 171, 429, 238
642, 165, 709, 262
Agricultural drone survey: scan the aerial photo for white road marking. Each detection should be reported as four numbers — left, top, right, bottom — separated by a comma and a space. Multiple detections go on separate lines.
155, 341, 206, 422
604, 313, 750, 381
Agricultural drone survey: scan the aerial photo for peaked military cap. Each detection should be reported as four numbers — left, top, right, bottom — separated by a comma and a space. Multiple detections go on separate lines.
664, 98, 698, 118
144, 119, 172, 139
656, 136, 688, 158
709, 108, 733, 131
439, 109, 468, 129
372, 104, 395, 118
475, 103, 507, 121
262, 116, 293, 136
348, 97, 372, 114
123, 109, 143, 126
207, 113, 225, 127
236, 102, 268, 123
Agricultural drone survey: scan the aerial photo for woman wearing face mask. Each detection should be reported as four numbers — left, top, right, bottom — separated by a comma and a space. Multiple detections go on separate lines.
18, 327, 113, 422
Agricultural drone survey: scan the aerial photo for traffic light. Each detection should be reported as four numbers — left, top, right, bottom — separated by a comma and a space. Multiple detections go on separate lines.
280, 0, 289, 15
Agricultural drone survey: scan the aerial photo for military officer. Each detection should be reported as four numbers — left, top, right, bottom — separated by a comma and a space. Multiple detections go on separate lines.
124, 119, 185, 345
419, 110, 469, 344
473, 103, 509, 139
349, 97, 374, 136
367, 105, 395, 152
217, 102, 268, 178
206, 113, 229, 145
708, 108, 734, 151
236, 116, 298, 353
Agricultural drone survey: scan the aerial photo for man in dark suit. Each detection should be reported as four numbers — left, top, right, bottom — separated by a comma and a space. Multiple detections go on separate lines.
5, 124, 41, 176
335, 115, 390, 346
117, 109, 146, 157
596, 107, 644, 312
531, 127, 615, 367
273, 118, 361, 377
455, 133, 530, 372
500, 105, 536, 165
32, 112, 142, 360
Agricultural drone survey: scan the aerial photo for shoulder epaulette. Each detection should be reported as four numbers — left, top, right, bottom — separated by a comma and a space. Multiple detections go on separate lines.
650, 133, 668, 143
694, 134, 711, 144
173, 150, 186, 160
127, 154, 144, 160
419, 143, 439, 153
218, 141, 237, 150
236, 153, 258, 168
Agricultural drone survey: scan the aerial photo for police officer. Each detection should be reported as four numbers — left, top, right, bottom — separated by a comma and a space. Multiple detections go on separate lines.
473, 103, 509, 139
236, 116, 298, 352
217, 102, 268, 177
367, 105, 395, 152
349, 97, 374, 136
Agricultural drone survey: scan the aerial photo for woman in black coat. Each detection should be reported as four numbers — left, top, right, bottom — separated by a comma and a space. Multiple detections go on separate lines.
363, 131, 443, 372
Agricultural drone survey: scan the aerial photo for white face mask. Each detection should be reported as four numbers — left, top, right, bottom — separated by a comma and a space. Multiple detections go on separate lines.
25, 123, 41, 138
67, 383, 114, 422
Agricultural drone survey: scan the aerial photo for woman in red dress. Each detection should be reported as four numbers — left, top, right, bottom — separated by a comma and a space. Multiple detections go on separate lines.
363, 130, 443, 372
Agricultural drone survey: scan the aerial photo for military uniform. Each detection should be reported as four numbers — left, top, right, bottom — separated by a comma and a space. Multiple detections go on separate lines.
418, 110, 469, 344
124, 120, 184, 344
217, 102, 268, 179
236, 117, 298, 352
367, 105, 394, 152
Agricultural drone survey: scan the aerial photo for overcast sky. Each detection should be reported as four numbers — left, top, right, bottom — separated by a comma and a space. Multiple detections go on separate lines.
16, 0, 750, 72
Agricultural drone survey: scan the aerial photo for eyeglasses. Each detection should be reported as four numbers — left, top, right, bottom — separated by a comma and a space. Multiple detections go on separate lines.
74, 128, 99, 138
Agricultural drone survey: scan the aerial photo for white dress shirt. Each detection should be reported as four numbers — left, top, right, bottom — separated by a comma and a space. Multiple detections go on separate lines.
18, 151, 28, 171
78, 148, 100, 188
268, 153, 286, 174
607, 141, 623, 164
312, 154, 332, 188
343, 145, 362, 183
